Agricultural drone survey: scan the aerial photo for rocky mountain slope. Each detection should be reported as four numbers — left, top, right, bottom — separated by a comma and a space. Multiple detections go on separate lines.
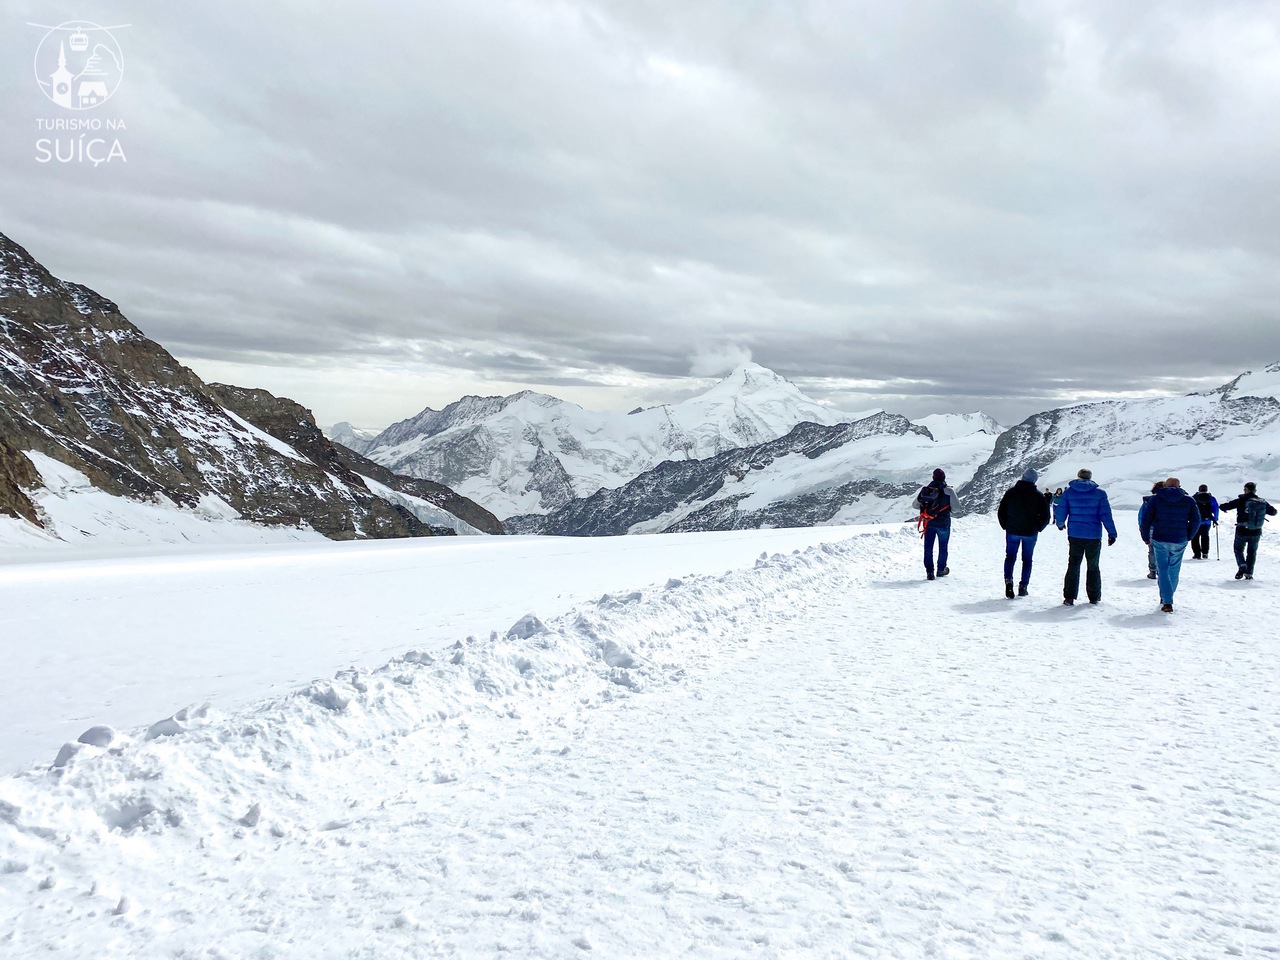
0, 231, 495, 546
508, 411, 999, 535
960, 368, 1280, 512
345, 363, 859, 519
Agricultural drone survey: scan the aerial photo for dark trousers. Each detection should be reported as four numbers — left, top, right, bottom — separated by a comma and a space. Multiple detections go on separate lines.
1192, 525, 1211, 558
923, 524, 950, 574
1003, 533, 1037, 585
1064, 537, 1102, 602
1147, 541, 1157, 574
1234, 528, 1262, 575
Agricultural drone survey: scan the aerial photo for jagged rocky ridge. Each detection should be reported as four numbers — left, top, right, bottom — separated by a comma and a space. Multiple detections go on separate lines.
507, 413, 937, 535
0, 231, 496, 541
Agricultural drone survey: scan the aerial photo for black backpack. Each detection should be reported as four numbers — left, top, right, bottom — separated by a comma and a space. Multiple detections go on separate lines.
1243, 497, 1269, 531
1194, 491, 1213, 520
918, 484, 945, 518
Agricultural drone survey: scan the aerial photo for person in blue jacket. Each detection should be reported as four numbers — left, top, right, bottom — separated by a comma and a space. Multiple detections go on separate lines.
1140, 477, 1202, 612
1053, 467, 1118, 605
1137, 481, 1164, 579
1190, 484, 1219, 559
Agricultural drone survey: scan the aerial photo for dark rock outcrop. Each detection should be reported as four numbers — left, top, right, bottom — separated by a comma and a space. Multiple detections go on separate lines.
1, 230, 469, 541
0, 435, 41, 524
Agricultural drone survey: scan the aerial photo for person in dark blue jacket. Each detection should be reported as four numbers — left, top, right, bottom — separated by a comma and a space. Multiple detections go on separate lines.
1053, 468, 1118, 605
1140, 477, 1202, 612
1219, 482, 1278, 579
1137, 481, 1163, 579
1190, 484, 1218, 559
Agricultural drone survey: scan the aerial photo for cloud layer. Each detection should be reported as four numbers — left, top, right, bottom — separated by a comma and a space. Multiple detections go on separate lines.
3, 0, 1278, 426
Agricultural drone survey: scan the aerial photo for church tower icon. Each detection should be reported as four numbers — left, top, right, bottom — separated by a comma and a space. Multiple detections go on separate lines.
50, 41, 73, 109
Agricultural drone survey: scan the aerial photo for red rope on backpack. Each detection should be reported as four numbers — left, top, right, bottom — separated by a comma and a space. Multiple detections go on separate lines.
917, 502, 950, 537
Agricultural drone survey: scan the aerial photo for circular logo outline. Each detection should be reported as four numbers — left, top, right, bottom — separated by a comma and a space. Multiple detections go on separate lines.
33, 20, 125, 111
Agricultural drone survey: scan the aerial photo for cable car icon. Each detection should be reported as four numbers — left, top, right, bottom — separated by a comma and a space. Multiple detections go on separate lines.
68, 28, 90, 52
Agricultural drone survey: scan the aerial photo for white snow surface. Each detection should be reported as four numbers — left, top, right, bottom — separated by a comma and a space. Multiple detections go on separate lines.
0, 525, 860, 773
366, 363, 858, 517
4, 518, 1278, 958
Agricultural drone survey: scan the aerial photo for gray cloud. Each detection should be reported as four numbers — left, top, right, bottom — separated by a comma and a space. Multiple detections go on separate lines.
2, 0, 1278, 428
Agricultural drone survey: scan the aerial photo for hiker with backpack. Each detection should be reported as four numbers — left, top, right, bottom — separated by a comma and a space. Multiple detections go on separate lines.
1218, 482, 1277, 579
1137, 481, 1164, 580
914, 468, 958, 581
998, 468, 1051, 598
1053, 468, 1118, 605
1140, 477, 1202, 613
1191, 484, 1219, 559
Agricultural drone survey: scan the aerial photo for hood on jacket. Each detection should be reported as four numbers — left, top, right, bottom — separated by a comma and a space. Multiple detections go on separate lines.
1067, 478, 1098, 493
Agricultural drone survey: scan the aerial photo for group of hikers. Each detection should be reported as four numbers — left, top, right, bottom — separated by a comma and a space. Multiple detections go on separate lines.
913, 468, 1275, 613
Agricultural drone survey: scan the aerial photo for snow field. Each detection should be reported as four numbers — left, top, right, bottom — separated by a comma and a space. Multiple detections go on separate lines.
3, 518, 1279, 958
0, 525, 865, 773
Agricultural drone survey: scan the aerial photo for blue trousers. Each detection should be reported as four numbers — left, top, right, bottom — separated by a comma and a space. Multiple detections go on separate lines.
1003, 533, 1037, 585
924, 525, 950, 574
1152, 539, 1188, 605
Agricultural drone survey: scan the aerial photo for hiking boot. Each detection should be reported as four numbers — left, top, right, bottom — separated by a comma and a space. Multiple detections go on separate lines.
1063, 599, 1074, 606
926, 571, 935, 581
1245, 574, 1254, 580
1018, 583, 1028, 597
938, 567, 950, 578
1236, 568, 1246, 580
1161, 603, 1173, 613
1146, 571, 1157, 579
1005, 580, 1015, 599
1089, 599, 1099, 605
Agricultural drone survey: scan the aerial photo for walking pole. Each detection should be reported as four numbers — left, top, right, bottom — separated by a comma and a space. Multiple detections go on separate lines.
1216, 523, 1220, 561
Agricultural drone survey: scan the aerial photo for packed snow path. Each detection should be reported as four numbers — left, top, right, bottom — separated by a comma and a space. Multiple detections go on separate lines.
2, 520, 1278, 958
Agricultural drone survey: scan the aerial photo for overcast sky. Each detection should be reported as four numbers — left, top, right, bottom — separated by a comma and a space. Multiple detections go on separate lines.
3, 0, 1279, 427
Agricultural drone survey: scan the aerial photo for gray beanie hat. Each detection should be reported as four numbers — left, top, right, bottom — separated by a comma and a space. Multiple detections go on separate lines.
1022, 468, 1038, 484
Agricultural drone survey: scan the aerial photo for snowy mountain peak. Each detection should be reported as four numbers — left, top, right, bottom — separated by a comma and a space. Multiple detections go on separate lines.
912, 412, 1005, 442
1203, 362, 1280, 403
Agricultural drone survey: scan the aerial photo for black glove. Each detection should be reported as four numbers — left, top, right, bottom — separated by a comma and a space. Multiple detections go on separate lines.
1213, 521, 1218, 527
1107, 536, 1116, 546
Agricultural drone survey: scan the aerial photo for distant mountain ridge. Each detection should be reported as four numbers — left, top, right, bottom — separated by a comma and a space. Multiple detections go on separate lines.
0, 231, 498, 546
345, 362, 864, 519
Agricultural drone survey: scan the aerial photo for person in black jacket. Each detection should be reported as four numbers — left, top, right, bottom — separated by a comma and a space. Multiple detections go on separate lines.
997, 468, 1051, 598
1137, 481, 1164, 579
1219, 482, 1277, 579
1191, 484, 1218, 559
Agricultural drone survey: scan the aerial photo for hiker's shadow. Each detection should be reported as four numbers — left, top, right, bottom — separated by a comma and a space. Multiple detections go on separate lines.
1116, 578, 1156, 589
870, 579, 933, 590
952, 599, 1013, 614
1109, 612, 1169, 629
1014, 605, 1085, 622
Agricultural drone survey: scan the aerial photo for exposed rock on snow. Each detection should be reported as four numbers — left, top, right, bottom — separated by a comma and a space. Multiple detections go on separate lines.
509, 412, 993, 535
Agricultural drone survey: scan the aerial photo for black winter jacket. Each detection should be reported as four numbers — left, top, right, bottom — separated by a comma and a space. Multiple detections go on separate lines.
997, 480, 1051, 537
1219, 491, 1278, 527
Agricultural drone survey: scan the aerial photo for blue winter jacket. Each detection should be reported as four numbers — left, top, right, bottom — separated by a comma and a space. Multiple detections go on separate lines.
1054, 478, 1117, 540
1142, 486, 1204, 544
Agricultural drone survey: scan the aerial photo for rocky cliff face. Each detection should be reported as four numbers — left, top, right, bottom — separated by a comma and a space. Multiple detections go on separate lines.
0, 435, 41, 524
0, 231, 488, 543
509, 412, 934, 536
